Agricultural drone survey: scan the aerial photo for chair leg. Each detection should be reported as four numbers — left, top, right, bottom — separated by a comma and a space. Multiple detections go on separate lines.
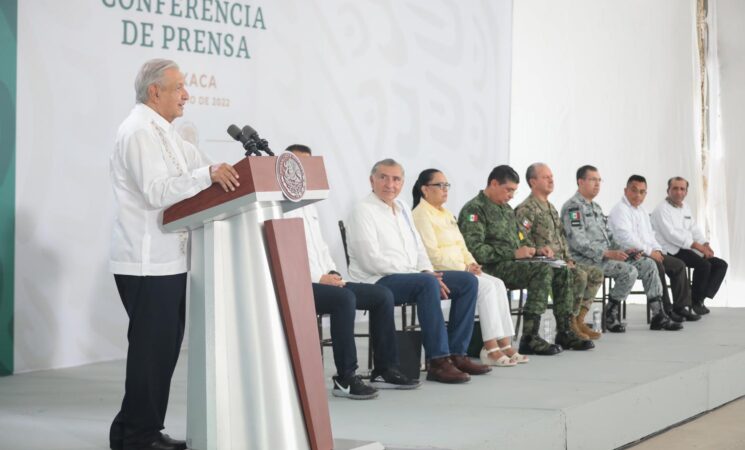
516, 289, 525, 339
367, 320, 373, 372
317, 315, 324, 355
602, 277, 609, 332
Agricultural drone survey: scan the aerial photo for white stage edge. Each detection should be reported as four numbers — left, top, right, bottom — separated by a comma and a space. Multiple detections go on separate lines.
0, 306, 743, 450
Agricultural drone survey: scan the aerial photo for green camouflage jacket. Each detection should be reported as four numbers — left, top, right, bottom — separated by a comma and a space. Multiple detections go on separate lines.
515, 194, 571, 261
458, 190, 525, 265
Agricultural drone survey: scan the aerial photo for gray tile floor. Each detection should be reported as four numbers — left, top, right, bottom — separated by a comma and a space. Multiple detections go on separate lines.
1, 305, 744, 450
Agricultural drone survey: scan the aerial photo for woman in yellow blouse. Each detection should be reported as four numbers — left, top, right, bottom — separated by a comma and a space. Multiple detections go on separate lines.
412, 169, 528, 366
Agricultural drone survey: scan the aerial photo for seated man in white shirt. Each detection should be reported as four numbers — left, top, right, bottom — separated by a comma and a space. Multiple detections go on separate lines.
347, 159, 489, 384
284, 145, 420, 400
651, 177, 728, 315
608, 175, 699, 322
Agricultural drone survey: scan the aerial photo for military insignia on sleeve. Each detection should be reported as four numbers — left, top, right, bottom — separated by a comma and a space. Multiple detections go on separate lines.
522, 219, 532, 230
468, 214, 478, 222
568, 208, 582, 227
518, 231, 525, 241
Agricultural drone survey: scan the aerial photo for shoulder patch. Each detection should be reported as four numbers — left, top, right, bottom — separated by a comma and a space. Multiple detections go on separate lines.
467, 213, 478, 223
568, 208, 582, 227
522, 218, 532, 230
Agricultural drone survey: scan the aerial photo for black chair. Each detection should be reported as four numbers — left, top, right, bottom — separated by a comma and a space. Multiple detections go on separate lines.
505, 286, 527, 339
598, 275, 658, 331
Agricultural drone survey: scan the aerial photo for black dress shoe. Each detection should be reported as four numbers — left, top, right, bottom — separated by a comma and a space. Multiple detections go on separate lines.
692, 303, 710, 315
650, 313, 683, 331
666, 309, 684, 323
674, 307, 701, 322
124, 435, 187, 450
159, 434, 186, 450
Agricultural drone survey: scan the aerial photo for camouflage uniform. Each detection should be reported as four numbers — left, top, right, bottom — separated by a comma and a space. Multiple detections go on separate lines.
515, 194, 603, 314
560, 191, 662, 301
459, 191, 575, 318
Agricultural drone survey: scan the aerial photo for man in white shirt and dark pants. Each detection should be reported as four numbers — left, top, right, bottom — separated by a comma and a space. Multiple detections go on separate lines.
608, 175, 699, 322
284, 145, 420, 400
347, 159, 489, 384
651, 177, 728, 315
109, 59, 239, 450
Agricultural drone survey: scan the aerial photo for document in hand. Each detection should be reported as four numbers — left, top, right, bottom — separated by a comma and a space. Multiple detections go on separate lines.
517, 256, 567, 268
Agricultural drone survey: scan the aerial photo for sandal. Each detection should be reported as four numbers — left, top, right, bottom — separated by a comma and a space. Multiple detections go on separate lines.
500, 345, 529, 364
480, 347, 517, 367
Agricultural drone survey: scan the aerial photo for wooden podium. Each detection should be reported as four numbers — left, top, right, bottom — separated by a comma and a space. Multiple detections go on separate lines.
163, 155, 333, 450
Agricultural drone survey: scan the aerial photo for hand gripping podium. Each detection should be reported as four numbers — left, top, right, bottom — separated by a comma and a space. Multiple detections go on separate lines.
163, 155, 333, 450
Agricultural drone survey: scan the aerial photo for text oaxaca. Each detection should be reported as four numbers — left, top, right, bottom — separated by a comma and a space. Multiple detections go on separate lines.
101, 0, 267, 59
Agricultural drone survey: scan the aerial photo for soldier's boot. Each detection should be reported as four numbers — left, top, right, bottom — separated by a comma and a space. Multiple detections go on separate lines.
577, 306, 602, 340
555, 315, 595, 351
604, 299, 626, 333
569, 315, 589, 340
649, 297, 684, 331
518, 314, 562, 356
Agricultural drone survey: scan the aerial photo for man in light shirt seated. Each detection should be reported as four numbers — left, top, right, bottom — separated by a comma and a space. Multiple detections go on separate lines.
608, 175, 699, 322
347, 159, 490, 384
284, 145, 420, 400
651, 176, 728, 315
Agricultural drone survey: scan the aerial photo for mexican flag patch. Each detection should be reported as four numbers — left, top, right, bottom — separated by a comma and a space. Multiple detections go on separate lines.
569, 208, 582, 227
467, 214, 478, 222
522, 218, 532, 230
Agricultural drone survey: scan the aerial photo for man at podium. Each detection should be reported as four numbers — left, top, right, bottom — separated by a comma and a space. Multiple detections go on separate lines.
284, 145, 421, 399
108, 59, 239, 450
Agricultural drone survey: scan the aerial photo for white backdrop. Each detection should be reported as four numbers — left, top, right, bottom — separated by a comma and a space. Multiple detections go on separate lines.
510, 0, 700, 210
15, 0, 512, 372
713, 0, 745, 305
510, 0, 711, 304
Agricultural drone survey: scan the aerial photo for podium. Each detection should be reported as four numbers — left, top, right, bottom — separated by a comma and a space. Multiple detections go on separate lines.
163, 155, 332, 450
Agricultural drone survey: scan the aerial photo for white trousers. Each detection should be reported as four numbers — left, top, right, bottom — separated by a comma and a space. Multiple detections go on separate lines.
476, 272, 515, 341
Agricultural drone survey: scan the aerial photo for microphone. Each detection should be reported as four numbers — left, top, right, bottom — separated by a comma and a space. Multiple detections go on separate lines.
241, 125, 274, 156
226, 124, 260, 156
227, 124, 243, 141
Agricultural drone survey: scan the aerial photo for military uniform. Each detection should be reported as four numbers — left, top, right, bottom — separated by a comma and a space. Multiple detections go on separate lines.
560, 191, 681, 332
515, 194, 603, 314
459, 191, 593, 353
560, 191, 662, 300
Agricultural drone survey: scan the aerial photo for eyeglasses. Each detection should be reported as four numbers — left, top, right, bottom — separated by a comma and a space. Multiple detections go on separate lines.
426, 183, 451, 190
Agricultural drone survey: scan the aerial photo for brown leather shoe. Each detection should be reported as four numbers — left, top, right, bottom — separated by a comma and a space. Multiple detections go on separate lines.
426, 356, 470, 384
450, 354, 492, 375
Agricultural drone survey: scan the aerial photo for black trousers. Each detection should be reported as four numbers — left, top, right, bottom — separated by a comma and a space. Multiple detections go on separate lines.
110, 273, 187, 449
654, 255, 692, 310
312, 282, 398, 377
673, 249, 728, 304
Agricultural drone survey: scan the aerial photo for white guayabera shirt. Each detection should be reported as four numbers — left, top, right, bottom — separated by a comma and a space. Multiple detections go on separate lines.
346, 193, 433, 284
284, 204, 337, 283
608, 195, 663, 255
109, 103, 212, 276
651, 199, 706, 256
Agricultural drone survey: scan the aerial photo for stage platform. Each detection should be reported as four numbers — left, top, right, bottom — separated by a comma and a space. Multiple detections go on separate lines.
1, 305, 744, 450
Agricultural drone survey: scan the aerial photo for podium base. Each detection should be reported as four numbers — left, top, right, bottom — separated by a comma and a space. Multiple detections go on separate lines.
335, 438, 385, 450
